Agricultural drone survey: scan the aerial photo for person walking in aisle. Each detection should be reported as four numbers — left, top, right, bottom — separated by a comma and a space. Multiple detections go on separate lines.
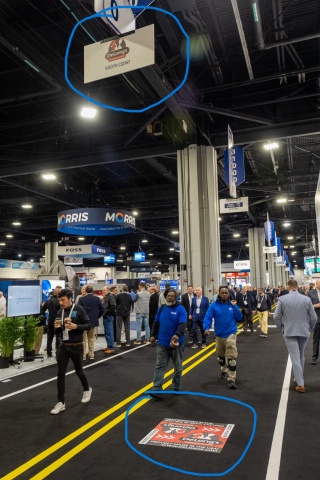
255, 287, 272, 338
50, 289, 92, 414
236, 285, 255, 334
102, 286, 117, 354
190, 287, 209, 349
181, 285, 194, 344
273, 279, 317, 393
78, 285, 104, 360
204, 286, 242, 389
307, 278, 320, 365
149, 289, 187, 396
134, 282, 150, 344
40, 285, 62, 358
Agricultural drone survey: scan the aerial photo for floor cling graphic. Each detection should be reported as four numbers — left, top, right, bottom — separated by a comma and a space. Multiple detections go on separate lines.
139, 418, 234, 453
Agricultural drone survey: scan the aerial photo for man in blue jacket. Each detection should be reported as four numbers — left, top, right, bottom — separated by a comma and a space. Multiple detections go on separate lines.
204, 286, 242, 389
149, 289, 187, 396
190, 287, 210, 349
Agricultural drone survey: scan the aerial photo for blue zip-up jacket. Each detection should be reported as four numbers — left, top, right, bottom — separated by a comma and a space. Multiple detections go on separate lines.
152, 303, 187, 348
203, 299, 242, 338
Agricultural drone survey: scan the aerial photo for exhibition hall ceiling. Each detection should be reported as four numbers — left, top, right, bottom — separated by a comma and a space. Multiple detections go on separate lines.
0, 0, 319, 271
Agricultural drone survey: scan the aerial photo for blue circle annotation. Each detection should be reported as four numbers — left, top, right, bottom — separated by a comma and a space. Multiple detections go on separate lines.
125, 390, 257, 477
64, 6, 190, 113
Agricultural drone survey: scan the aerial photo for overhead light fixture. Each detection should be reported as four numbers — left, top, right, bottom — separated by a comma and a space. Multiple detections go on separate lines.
22, 204, 32, 209
283, 222, 291, 227
6, 234, 13, 238
18, 253, 22, 257
169, 257, 174, 260
246, 243, 250, 247
276, 198, 287, 204
120, 245, 126, 250
227, 254, 232, 258
169, 247, 174, 251
219, 217, 221, 221
117, 259, 123, 262
42, 173, 56, 180
287, 236, 294, 240
172, 230, 179, 234
149, 253, 154, 256
133, 210, 138, 216
263, 142, 279, 150
158, 262, 161, 265
78, 237, 85, 240
233, 233, 240, 238
80, 107, 97, 119
141, 239, 148, 243
12, 222, 21, 226
289, 245, 294, 248
292, 251, 296, 254
0, 242, 6, 246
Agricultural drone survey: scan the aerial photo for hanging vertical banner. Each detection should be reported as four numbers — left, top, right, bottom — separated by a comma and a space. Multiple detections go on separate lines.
224, 146, 245, 187
264, 220, 275, 242
227, 125, 236, 198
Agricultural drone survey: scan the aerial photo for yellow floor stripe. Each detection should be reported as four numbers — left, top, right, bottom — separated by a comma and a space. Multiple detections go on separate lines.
29, 346, 218, 480
2, 343, 216, 480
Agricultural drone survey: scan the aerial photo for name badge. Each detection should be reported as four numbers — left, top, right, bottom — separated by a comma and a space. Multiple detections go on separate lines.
244, 301, 248, 305
257, 303, 261, 309
63, 329, 69, 341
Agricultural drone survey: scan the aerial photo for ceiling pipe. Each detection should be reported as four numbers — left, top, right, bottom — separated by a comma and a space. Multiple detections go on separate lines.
231, 0, 254, 79
250, 1, 320, 50
0, 35, 62, 91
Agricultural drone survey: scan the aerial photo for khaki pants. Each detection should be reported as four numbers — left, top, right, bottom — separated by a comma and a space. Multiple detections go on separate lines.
83, 327, 96, 359
257, 311, 269, 334
216, 334, 238, 381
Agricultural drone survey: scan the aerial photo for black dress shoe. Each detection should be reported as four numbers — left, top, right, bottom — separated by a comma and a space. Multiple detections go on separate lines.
312, 357, 317, 365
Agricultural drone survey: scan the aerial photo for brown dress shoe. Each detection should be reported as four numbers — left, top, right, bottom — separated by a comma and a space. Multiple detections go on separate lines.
295, 386, 305, 393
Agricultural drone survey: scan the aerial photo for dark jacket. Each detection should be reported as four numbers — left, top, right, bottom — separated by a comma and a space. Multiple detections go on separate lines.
279, 289, 289, 296
103, 293, 116, 317
149, 292, 160, 319
78, 294, 104, 327
236, 291, 255, 313
40, 295, 60, 322
180, 292, 194, 316
255, 293, 272, 312
307, 289, 320, 323
190, 296, 210, 322
55, 304, 90, 343
116, 292, 132, 316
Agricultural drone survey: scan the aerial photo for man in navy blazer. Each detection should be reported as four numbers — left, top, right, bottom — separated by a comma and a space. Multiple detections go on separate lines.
236, 285, 256, 333
307, 278, 320, 364
190, 287, 210, 348
78, 285, 104, 360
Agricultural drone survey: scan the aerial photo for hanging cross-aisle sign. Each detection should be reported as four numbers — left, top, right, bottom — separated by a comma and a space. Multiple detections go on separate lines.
227, 125, 237, 198
94, 0, 155, 35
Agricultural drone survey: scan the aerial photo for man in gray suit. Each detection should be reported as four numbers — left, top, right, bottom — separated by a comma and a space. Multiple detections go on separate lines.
273, 279, 317, 393
307, 278, 320, 365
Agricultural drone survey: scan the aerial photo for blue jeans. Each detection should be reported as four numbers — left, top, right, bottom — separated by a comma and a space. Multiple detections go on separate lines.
136, 313, 150, 341
153, 345, 183, 390
103, 316, 114, 349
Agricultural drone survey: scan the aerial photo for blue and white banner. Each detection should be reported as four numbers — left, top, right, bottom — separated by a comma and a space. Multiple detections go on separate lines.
220, 196, 248, 213
12, 261, 38, 270
264, 220, 275, 242
58, 208, 135, 236
57, 244, 110, 258
104, 254, 116, 263
224, 146, 245, 188
134, 252, 146, 262
0, 259, 11, 268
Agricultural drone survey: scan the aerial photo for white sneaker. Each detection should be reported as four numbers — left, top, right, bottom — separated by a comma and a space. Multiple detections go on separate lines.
50, 402, 65, 415
81, 387, 92, 404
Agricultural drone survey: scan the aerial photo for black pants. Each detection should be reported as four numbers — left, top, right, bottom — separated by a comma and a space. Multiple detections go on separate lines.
187, 315, 193, 340
47, 318, 58, 355
56, 344, 89, 403
242, 309, 253, 331
313, 323, 320, 359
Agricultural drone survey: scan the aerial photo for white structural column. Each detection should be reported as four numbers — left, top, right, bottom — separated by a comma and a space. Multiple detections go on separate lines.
44, 242, 58, 271
248, 228, 267, 287
177, 145, 221, 295
267, 253, 276, 287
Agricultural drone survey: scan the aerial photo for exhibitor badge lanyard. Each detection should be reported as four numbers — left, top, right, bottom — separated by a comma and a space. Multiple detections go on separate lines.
61, 303, 75, 341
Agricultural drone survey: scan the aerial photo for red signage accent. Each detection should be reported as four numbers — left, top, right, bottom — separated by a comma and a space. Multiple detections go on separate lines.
225, 272, 248, 278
